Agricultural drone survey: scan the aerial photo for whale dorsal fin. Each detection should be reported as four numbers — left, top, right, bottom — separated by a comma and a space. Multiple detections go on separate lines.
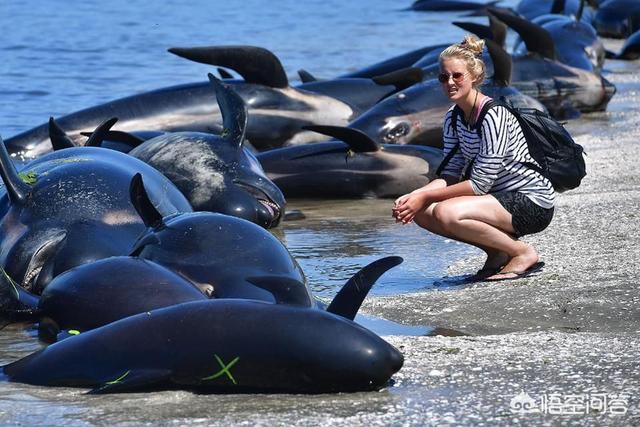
575, 0, 585, 22
488, 7, 557, 61
0, 135, 31, 205
453, 21, 495, 42
208, 74, 248, 149
80, 130, 146, 148
48, 117, 75, 150
169, 46, 289, 88
129, 173, 165, 229
84, 117, 119, 147
486, 38, 512, 86
302, 125, 379, 153
327, 256, 403, 320
372, 67, 424, 91
453, 17, 507, 48
217, 67, 234, 79
297, 69, 318, 83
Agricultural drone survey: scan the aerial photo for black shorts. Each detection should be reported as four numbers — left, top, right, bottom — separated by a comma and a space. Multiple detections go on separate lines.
492, 192, 554, 237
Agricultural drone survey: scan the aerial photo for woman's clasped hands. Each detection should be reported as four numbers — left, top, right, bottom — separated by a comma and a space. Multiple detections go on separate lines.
392, 191, 431, 224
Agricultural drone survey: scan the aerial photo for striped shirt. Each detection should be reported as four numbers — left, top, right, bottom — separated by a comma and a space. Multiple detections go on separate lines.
442, 103, 556, 209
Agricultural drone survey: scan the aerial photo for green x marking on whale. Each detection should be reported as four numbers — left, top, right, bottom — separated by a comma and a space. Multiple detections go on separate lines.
105, 370, 130, 385
201, 354, 240, 385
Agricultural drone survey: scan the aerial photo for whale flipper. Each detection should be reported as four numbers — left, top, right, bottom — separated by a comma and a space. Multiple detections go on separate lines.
88, 369, 172, 394
21, 230, 67, 294
246, 276, 312, 307
48, 118, 76, 151
327, 256, 403, 320
169, 46, 289, 88
302, 125, 379, 153
207, 74, 248, 148
84, 117, 119, 147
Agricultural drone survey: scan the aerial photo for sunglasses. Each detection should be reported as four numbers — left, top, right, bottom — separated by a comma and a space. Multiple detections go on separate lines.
438, 72, 467, 84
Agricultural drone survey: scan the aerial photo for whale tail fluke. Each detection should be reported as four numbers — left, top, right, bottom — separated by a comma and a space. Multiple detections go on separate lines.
327, 256, 403, 320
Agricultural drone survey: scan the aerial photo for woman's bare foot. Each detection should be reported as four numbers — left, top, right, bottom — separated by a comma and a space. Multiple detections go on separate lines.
485, 244, 540, 280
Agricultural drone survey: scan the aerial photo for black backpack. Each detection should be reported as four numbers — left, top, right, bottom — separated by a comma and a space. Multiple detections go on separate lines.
437, 99, 586, 193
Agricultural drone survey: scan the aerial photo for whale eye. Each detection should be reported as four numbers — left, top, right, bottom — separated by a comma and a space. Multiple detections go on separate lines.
383, 122, 410, 144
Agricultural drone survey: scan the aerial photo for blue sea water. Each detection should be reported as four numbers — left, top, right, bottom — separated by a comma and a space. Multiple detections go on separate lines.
1, 0, 514, 298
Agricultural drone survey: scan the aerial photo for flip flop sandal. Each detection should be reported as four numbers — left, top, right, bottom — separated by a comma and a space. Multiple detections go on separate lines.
484, 262, 545, 282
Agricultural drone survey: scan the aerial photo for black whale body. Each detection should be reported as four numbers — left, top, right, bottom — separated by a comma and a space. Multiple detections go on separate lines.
257, 126, 444, 198
3, 256, 207, 340
0, 141, 192, 302
127, 75, 285, 229
2, 299, 404, 394
4, 46, 405, 158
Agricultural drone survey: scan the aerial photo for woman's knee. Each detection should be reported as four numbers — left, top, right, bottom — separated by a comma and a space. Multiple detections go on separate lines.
432, 203, 460, 232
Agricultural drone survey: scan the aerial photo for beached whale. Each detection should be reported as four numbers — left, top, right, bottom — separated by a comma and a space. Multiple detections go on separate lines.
3, 46, 408, 158
121, 75, 285, 229
605, 29, 640, 59
593, 0, 640, 38
0, 135, 192, 312
2, 299, 404, 394
499, 6, 605, 74
257, 125, 443, 198
1, 256, 207, 340
347, 39, 548, 147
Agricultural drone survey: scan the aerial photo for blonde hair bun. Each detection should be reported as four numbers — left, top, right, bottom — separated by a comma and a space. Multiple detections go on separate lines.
460, 35, 485, 58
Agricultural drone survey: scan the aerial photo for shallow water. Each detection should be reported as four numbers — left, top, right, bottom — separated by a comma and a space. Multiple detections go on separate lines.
1, 0, 639, 425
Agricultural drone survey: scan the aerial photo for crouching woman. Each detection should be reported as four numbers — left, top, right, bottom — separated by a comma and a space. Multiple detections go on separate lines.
392, 35, 555, 281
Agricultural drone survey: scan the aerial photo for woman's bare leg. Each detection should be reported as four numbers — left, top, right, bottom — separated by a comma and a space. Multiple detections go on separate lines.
413, 195, 539, 277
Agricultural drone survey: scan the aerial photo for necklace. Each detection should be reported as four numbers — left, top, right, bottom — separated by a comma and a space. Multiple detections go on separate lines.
466, 90, 479, 126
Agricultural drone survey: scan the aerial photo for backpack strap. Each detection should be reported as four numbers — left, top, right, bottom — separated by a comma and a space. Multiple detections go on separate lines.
435, 106, 463, 177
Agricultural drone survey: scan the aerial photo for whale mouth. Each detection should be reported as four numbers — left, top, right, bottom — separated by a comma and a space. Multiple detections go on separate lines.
259, 199, 280, 218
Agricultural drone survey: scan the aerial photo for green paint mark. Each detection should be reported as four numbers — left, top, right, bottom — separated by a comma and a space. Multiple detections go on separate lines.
221, 128, 230, 138
18, 171, 37, 185
68, 330, 80, 335
105, 370, 131, 385
0, 267, 20, 299
201, 354, 239, 384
